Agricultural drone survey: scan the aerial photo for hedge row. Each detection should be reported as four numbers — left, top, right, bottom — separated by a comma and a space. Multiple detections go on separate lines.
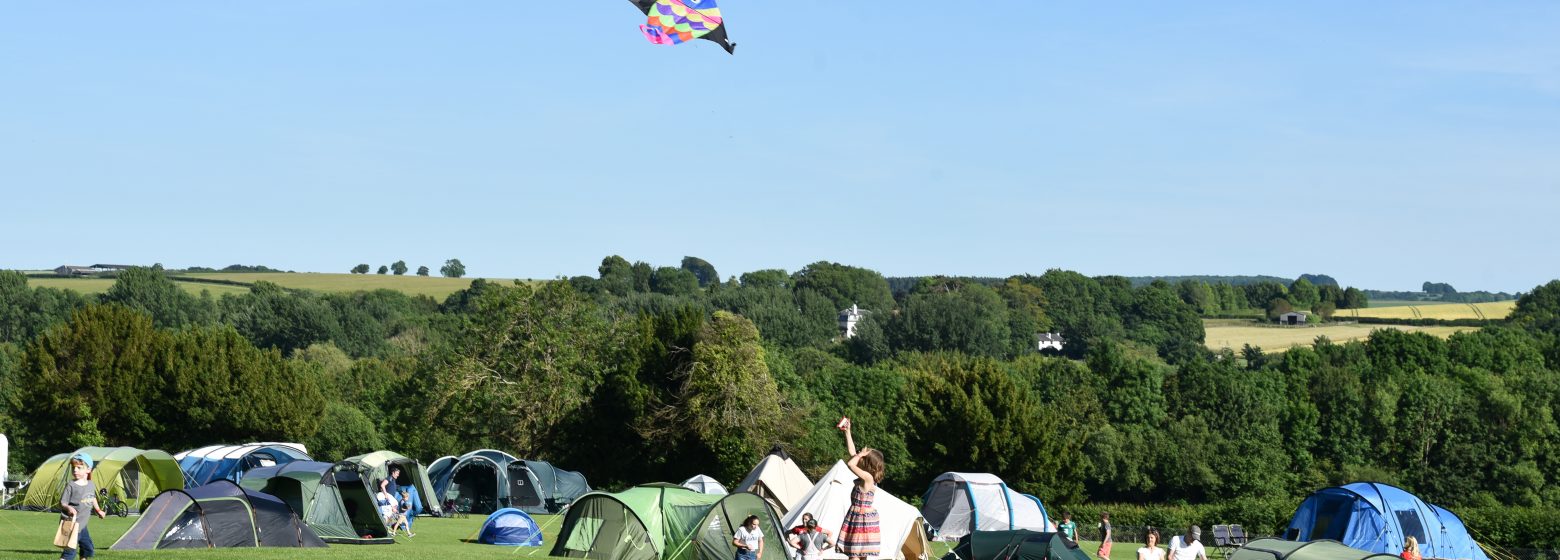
1051, 502, 1560, 552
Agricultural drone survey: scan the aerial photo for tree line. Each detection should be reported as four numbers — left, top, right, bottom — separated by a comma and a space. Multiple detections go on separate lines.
2, 263, 1560, 543
350, 258, 462, 278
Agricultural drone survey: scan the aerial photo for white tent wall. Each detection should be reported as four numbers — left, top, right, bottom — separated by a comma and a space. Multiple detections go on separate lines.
782, 461, 930, 560
1, 433, 8, 481
921, 472, 1051, 540
682, 475, 728, 495
969, 483, 1012, 532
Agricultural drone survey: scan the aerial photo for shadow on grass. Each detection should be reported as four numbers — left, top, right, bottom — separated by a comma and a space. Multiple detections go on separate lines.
0, 549, 62, 556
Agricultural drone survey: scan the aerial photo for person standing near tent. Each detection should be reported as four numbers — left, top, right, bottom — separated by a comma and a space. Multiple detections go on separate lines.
791, 518, 832, 560
1059, 512, 1078, 542
1097, 512, 1113, 560
1138, 529, 1166, 560
381, 466, 402, 498
836, 417, 883, 560
398, 490, 417, 537
734, 515, 765, 560
1402, 537, 1421, 560
1169, 526, 1207, 560
59, 454, 105, 560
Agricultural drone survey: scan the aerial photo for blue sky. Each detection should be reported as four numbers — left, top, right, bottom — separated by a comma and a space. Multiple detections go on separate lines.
3, 1, 1557, 292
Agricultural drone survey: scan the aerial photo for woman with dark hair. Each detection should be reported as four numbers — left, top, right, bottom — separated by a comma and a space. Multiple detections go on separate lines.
837, 417, 884, 560
1138, 528, 1166, 560
734, 514, 765, 560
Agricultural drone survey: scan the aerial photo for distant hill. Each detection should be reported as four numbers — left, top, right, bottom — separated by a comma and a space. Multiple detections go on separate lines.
1126, 275, 1294, 287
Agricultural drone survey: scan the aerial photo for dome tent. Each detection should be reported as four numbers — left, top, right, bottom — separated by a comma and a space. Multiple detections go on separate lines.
1231, 539, 1403, 560
941, 530, 1092, 560
1284, 482, 1489, 560
552, 484, 785, 560
433, 449, 517, 515
479, 507, 545, 546
238, 460, 392, 544
112, 480, 326, 550
20, 446, 184, 514
341, 450, 442, 517
681, 474, 728, 495
920, 472, 1051, 540
174, 442, 311, 486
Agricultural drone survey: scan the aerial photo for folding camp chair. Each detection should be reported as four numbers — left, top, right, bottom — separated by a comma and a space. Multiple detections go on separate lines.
1211, 525, 1234, 558
1229, 525, 1250, 548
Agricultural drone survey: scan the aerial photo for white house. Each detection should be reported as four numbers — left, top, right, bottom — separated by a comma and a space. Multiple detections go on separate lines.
1036, 332, 1065, 351
839, 304, 869, 339
1277, 311, 1310, 326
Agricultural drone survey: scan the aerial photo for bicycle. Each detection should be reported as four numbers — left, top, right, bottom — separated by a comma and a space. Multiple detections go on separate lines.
99, 489, 129, 518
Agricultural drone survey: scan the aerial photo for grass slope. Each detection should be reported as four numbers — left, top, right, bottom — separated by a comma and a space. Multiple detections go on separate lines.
1334, 301, 1515, 321
25, 278, 251, 297
178, 273, 505, 299
1204, 319, 1475, 352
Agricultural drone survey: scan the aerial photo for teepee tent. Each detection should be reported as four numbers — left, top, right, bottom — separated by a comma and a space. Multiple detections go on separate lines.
734, 448, 813, 515
112, 480, 326, 550
479, 508, 545, 546
552, 484, 786, 560
681, 475, 728, 495
783, 461, 931, 560
21, 447, 184, 513
1284, 482, 1489, 560
920, 472, 1051, 540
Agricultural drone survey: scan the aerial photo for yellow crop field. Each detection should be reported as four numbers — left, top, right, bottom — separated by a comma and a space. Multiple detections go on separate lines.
1204, 320, 1476, 352
1333, 301, 1515, 321
25, 277, 251, 297
178, 272, 518, 299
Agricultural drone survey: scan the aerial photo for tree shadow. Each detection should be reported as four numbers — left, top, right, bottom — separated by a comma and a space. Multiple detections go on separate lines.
0, 549, 63, 556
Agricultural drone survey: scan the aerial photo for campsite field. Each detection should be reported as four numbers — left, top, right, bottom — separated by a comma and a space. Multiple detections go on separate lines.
0, 509, 996, 560
1333, 301, 1515, 321
25, 277, 252, 297
1203, 319, 1475, 352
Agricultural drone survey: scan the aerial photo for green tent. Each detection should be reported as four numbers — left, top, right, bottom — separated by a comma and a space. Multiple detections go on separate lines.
239, 460, 392, 544
1229, 539, 1404, 560
552, 484, 786, 560
20, 447, 184, 513
341, 450, 442, 517
942, 530, 1094, 560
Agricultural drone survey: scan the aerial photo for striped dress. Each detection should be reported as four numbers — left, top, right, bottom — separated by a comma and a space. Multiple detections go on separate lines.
837, 484, 881, 557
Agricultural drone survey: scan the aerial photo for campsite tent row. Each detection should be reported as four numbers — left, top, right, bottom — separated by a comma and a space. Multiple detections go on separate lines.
428, 449, 591, 515
921, 472, 1052, 540
174, 442, 311, 486
1284, 482, 1490, 560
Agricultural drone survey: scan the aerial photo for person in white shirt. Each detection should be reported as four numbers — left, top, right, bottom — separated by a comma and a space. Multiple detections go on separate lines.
734, 515, 765, 560
1138, 528, 1166, 560
1169, 526, 1207, 560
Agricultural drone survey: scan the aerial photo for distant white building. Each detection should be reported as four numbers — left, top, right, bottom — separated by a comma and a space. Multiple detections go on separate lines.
1036, 332, 1065, 351
839, 304, 870, 338
1277, 311, 1310, 326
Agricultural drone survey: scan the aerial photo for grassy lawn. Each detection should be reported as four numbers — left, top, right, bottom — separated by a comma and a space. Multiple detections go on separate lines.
1333, 301, 1514, 321
177, 273, 517, 299
25, 277, 251, 297
1203, 320, 1476, 352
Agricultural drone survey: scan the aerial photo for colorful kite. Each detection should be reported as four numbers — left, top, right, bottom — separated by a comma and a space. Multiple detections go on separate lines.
629, 0, 735, 54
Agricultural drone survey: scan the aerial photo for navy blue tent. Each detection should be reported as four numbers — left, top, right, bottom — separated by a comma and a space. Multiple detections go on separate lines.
1284, 482, 1488, 560
479, 508, 544, 546
175, 443, 312, 486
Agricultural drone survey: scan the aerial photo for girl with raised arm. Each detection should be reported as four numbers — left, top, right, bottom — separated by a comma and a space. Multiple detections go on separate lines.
836, 417, 884, 560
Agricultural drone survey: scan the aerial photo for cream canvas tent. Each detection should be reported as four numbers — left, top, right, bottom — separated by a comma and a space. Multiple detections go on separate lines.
783, 461, 931, 560
735, 448, 813, 515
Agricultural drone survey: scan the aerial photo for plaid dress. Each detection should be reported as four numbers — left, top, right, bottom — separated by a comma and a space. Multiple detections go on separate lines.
837, 485, 881, 557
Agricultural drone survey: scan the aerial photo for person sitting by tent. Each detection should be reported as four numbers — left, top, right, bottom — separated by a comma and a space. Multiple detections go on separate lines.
1139, 528, 1166, 560
398, 490, 417, 537
1402, 537, 1421, 560
375, 484, 405, 537
1169, 526, 1207, 560
791, 518, 833, 560
735, 515, 765, 560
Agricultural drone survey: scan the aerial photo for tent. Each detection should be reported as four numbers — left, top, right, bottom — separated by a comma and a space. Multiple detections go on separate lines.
1284, 482, 1489, 560
509, 458, 592, 514
941, 530, 1092, 560
342, 450, 442, 517
175, 442, 312, 486
427, 455, 456, 493
20, 446, 184, 513
734, 448, 814, 515
552, 484, 786, 560
238, 460, 392, 544
112, 480, 326, 549
783, 460, 931, 560
681, 475, 728, 495
1231, 539, 1403, 560
921, 472, 1051, 540
434, 449, 518, 515
479, 507, 545, 546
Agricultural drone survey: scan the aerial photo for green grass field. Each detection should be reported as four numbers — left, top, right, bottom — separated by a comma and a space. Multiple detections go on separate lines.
25, 277, 252, 297
1333, 301, 1514, 321
1203, 319, 1475, 352
178, 273, 512, 299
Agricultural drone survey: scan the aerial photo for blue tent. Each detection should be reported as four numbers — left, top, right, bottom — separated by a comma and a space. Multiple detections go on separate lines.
1284, 482, 1488, 560
175, 443, 311, 486
479, 508, 544, 546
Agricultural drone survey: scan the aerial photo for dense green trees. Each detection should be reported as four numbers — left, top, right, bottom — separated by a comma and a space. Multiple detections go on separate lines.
440, 259, 466, 278
391, 261, 408, 275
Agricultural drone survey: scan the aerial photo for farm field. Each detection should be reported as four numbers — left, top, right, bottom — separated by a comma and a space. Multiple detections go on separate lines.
1335, 301, 1515, 321
25, 277, 252, 297
177, 273, 514, 299
1204, 319, 1475, 352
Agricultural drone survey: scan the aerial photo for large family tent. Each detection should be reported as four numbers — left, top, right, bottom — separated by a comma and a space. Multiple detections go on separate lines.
427, 455, 457, 492
509, 458, 592, 513
734, 448, 813, 515
681, 475, 728, 495
175, 443, 312, 486
479, 508, 545, 546
341, 450, 442, 517
921, 472, 1051, 540
112, 480, 326, 550
20, 446, 183, 513
942, 530, 1092, 560
434, 449, 518, 515
1231, 539, 1402, 560
552, 484, 786, 560
1284, 482, 1489, 560
783, 461, 931, 560
238, 460, 393, 544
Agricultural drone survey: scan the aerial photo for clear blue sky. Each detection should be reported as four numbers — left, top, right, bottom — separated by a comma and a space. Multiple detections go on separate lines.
4, 1, 1557, 292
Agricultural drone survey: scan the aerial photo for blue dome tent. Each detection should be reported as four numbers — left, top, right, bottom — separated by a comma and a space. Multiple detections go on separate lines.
1284, 482, 1488, 560
478, 508, 544, 546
